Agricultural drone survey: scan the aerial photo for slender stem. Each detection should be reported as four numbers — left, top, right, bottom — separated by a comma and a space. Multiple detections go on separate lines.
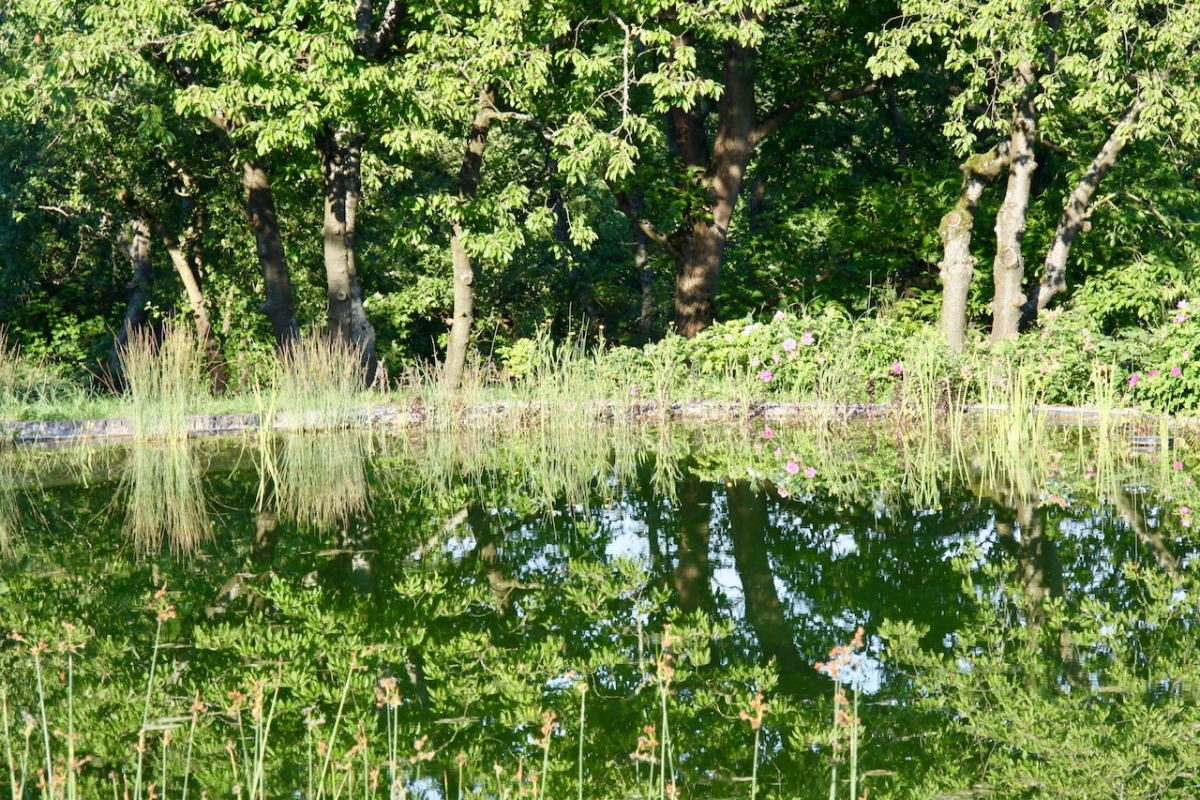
3, 687, 18, 800
32, 652, 54, 800
750, 726, 760, 800
362, 729, 370, 800
67, 653, 76, 800
576, 689, 585, 800
849, 687, 858, 800
135, 619, 165, 800
539, 736, 551, 800
181, 707, 198, 800
161, 729, 170, 800
317, 656, 358, 800
828, 682, 840, 800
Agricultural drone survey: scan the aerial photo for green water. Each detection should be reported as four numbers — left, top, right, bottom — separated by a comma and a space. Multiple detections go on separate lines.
1, 421, 1197, 799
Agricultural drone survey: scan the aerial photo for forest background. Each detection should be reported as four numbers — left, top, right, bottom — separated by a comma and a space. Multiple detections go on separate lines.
1, 0, 1199, 411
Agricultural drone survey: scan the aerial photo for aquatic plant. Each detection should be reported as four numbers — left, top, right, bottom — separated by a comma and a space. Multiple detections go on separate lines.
120, 321, 207, 441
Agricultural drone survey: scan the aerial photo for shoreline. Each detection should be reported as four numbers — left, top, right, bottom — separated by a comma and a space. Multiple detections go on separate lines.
0, 400, 1184, 447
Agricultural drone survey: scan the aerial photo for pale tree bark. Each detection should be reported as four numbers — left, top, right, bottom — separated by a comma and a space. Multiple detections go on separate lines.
242, 161, 300, 350
938, 142, 1012, 351
990, 64, 1038, 343
151, 219, 228, 391
118, 184, 227, 389
445, 86, 501, 390
110, 216, 155, 380
318, 124, 378, 381
1020, 98, 1145, 328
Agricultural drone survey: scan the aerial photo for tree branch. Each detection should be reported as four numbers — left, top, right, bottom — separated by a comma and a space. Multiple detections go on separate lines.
354, 0, 406, 60
609, 185, 681, 262
752, 80, 879, 146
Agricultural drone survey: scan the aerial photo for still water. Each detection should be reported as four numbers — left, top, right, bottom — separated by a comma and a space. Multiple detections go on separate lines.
0, 420, 1197, 799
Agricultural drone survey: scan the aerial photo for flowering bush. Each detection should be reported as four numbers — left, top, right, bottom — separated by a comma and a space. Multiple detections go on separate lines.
1127, 300, 1200, 413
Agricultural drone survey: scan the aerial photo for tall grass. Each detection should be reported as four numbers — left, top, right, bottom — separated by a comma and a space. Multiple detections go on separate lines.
121, 442, 211, 554
273, 334, 370, 430
0, 330, 93, 423
120, 321, 207, 440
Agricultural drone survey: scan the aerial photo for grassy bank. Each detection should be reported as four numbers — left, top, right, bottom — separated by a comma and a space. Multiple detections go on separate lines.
1, 302, 1197, 434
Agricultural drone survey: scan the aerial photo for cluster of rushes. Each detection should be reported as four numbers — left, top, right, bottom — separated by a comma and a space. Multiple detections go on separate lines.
4, 598, 857, 800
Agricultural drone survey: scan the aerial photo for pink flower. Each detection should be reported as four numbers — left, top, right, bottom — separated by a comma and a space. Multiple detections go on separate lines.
1178, 299, 1190, 310
1185, 351, 1193, 360
804, 466, 817, 479
759, 369, 774, 383
762, 427, 775, 441
750, 357, 761, 368
778, 487, 790, 498
1172, 366, 1183, 377
754, 443, 763, 452
890, 361, 903, 376
773, 311, 787, 322
773, 447, 782, 458
782, 338, 797, 352
1128, 373, 1141, 387
800, 332, 815, 346
630, 385, 639, 396
1174, 461, 1184, 471
1174, 313, 1188, 324
1149, 369, 1160, 378
772, 353, 781, 364
784, 461, 800, 475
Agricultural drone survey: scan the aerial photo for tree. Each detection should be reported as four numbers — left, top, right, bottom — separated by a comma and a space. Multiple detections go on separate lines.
555, 2, 886, 337
872, 0, 1200, 346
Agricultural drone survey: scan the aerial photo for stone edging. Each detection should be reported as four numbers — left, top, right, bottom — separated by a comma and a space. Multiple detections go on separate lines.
0, 400, 1186, 448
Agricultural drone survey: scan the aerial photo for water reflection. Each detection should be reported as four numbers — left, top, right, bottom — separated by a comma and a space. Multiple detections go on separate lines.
0, 419, 1196, 799
121, 441, 210, 553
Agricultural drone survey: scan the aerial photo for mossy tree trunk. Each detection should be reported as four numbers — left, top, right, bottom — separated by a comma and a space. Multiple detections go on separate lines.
938, 143, 1012, 351
990, 64, 1038, 344
110, 215, 155, 381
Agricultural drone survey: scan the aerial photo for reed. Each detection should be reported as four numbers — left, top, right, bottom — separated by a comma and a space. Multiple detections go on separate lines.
121, 441, 211, 554
120, 321, 207, 441
273, 334, 370, 431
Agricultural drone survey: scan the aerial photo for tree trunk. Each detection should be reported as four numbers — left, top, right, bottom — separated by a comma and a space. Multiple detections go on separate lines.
673, 473, 713, 616
151, 219, 228, 391
938, 143, 1012, 351
672, 41, 756, 338
444, 87, 499, 389
318, 124, 378, 381
242, 160, 300, 350
990, 65, 1038, 343
110, 216, 154, 380
1021, 98, 1145, 328
726, 480, 816, 693
631, 190, 656, 341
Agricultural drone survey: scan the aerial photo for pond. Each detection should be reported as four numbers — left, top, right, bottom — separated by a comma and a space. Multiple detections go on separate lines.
1, 416, 1197, 800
